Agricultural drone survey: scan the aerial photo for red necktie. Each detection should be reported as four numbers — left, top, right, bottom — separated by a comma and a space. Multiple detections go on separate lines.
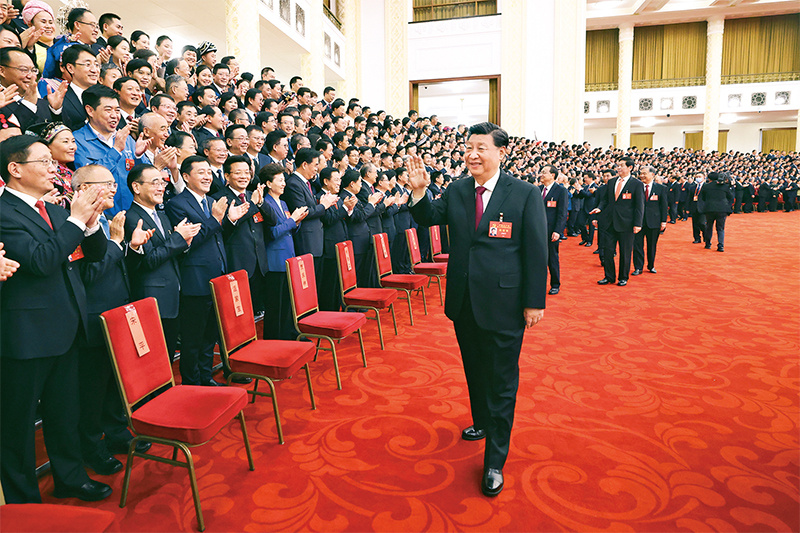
35, 200, 53, 229
307, 181, 313, 197
475, 186, 487, 230
542, 187, 547, 199
645, 184, 650, 198
239, 192, 246, 203
615, 179, 624, 200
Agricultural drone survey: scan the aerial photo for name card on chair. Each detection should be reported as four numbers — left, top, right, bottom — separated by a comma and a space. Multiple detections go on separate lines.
227, 275, 244, 316
409, 233, 417, 251
381, 238, 389, 258
344, 247, 352, 270
124, 306, 150, 357
298, 261, 309, 289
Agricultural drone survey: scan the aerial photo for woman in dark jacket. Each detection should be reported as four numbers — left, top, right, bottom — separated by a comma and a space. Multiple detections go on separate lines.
699, 171, 734, 252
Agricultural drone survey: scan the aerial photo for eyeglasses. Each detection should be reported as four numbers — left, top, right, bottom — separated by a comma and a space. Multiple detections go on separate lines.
75, 20, 100, 30
74, 61, 101, 69
137, 179, 167, 187
1, 64, 38, 76
17, 158, 55, 167
84, 180, 118, 189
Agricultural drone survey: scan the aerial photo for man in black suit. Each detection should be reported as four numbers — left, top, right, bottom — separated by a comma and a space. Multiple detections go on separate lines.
593, 169, 615, 265
592, 157, 644, 286
0, 135, 111, 503
164, 155, 249, 385
214, 155, 277, 315
60, 44, 100, 131
686, 174, 707, 244
0, 47, 67, 131
538, 164, 568, 295
317, 167, 356, 310
632, 166, 668, 274
409, 122, 548, 497
125, 164, 199, 359
282, 147, 337, 290
74, 165, 155, 476
578, 172, 597, 246
340, 169, 376, 289
392, 167, 414, 274
356, 163, 386, 286
668, 176, 681, 222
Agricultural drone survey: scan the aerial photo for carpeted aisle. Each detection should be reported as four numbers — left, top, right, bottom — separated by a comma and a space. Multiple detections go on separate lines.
37, 212, 799, 532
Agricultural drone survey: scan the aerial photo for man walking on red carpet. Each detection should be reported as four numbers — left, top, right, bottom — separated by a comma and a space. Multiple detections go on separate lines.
408, 122, 548, 497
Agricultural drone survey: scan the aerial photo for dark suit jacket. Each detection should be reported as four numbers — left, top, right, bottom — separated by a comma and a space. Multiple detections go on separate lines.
62, 87, 88, 131
318, 192, 348, 259
540, 183, 569, 235
281, 173, 326, 257
0, 191, 107, 359
356, 179, 384, 235
642, 182, 669, 229
214, 187, 277, 277
699, 181, 734, 214
80, 235, 131, 347
263, 195, 298, 272
597, 176, 645, 232
339, 189, 371, 255
164, 190, 227, 297
686, 182, 704, 215
124, 203, 187, 318
0, 97, 55, 132
410, 171, 548, 332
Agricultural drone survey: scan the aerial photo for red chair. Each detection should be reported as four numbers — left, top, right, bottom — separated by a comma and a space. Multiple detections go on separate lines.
286, 254, 367, 390
373, 232, 428, 325
335, 240, 398, 350
429, 225, 449, 263
406, 227, 447, 305
210, 270, 317, 444
100, 298, 254, 532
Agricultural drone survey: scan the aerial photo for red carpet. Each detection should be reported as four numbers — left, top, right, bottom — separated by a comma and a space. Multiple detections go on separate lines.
36, 212, 799, 532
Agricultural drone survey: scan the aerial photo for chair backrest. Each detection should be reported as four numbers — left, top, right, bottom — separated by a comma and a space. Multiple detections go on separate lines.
100, 298, 174, 417
335, 240, 358, 294
372, 233, 393, 277
405, 227, 422, 265
286, 254, 319, 320
210, 270, 257, 360
429, 225, 442, 256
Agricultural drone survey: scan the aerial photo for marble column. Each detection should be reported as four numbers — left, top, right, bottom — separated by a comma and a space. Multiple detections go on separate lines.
703, 16, 724, 151
383, 0, 408, 118
341, 0, 361, 99
616, 23, 634, 149
225, 0, 260, 75
552, 0, 586, 144
500, 0, 526, 134
300, 0, 325, 94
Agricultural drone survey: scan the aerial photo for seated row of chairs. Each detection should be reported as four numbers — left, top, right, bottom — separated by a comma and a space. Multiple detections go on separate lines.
91, 228, 448, 531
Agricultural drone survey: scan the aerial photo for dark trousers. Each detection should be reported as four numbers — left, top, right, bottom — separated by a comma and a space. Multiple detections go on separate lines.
392, 231, 412, 274
0, 338, 90, 503
249, 269, 266, 314
633, 227, 661, 271
580, 216, 594, 244
78, 344, 132, 461
669, 202, 679, 221
162, 317, 179, 362
691, 212, 707, 242
733, 192, 744, 213
357, 246, 378, 288
453, 294, 524, 471
263, 270, 297, 340
546, 238, 560, 288
769, 198, 778, 212
784, 194, 796, 212
178, 295, 218, 385
757, 197, 768, 212
705, 213, 727, 246
319, 256, 342, 311
678, 200, 688, 219
596, 225, 610, 264
743, 196, 754, 213
603, 228, 634, 282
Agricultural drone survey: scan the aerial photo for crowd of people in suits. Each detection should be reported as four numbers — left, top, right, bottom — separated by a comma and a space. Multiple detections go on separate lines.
0, 0, 797, 509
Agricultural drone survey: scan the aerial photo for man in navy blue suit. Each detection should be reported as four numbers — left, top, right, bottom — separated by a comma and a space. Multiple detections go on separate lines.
538, 165, 569, 295
0, 135, 111, 503
164, 155, 249, 385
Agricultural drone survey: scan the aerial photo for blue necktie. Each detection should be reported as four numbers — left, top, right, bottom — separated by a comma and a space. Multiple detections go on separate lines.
152, 210, 165, 236
202, 197, 211, 218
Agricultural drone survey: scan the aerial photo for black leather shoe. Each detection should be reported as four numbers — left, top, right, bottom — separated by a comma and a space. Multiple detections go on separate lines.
632, 269, 642, 276
481, 468, 504, 497
617, 280, 627, 286
717, 246, 724, 252
86, 455, 123, 476
648, 268, 657, 274
597, 279, 612, 285
461, 426, 486, 441
548, 287, 559, 295
53, 480, 112, 502
593, 250, 600, 254
704, 243, 711, 249
204, 379, 223, 386
584, 242, 593, 247
693, 239, 701, 244
106, 439, 152, 455
229, 375, 253, 385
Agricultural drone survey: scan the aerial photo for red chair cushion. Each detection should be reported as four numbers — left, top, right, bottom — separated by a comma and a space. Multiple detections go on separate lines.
343, 288, 398, 308
297, 311, 367, 338
380, 274, 428, 290
131, 385, 247, 444
228, 340, 316, 380
433, 254, 449, 263
0, 504, 116, 532
413, 262, 447, 275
